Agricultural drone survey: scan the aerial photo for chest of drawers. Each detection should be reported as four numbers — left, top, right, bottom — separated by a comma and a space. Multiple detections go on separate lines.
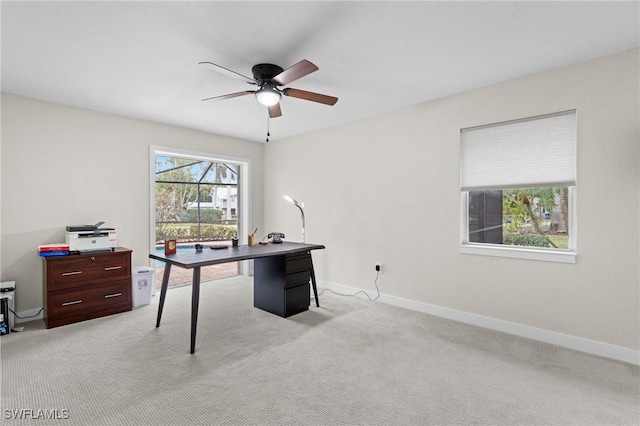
253, 251, 312, 317
43, 248, 132, 328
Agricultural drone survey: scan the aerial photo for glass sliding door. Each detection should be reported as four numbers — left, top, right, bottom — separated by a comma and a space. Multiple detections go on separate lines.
152, 151, 241, 290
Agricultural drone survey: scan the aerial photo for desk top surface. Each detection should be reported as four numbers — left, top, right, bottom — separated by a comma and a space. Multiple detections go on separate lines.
149, 241, 325, 269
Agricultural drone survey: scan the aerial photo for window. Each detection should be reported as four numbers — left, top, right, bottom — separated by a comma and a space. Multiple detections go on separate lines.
150, 147, 251, 290
155, 155, 239, 243
460, 110, 577, 263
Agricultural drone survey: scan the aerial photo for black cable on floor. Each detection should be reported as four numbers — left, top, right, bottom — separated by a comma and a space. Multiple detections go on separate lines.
314, 271, 381, 301
9, 307, 44, 320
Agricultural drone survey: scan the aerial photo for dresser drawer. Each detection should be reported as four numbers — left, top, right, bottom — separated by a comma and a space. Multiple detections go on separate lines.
43, 247, 133, 329
47, 279, 131, 319
46, 252, 130, 288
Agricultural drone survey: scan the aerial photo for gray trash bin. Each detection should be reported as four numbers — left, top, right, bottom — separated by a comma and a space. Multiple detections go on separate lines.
132, 267, 154, 308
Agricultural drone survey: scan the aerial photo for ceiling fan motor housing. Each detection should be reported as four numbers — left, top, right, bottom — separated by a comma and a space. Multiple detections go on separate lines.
252, 63, 284, 85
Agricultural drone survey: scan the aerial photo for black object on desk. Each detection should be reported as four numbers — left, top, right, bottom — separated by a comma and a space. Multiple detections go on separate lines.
150, 241, 325, 354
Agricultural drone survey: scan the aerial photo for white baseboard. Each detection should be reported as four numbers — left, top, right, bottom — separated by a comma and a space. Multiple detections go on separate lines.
318, 280, 640, 366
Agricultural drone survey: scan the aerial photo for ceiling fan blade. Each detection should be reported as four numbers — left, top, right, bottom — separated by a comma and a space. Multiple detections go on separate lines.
268, 103, 282, 118
282, 88, 338, 106
201, 91, 254, 102
272, 59, 318, 86
199, 62, 256, 85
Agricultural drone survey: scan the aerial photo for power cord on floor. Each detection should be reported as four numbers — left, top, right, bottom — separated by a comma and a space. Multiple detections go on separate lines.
315, 271, 381, 302
9, 307, 44, 320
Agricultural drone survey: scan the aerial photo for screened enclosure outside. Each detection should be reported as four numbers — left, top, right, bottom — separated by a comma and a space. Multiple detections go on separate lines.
154, 154, 239, 288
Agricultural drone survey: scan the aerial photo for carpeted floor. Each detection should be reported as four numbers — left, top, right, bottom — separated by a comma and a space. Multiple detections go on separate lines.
1, 275, 638, 425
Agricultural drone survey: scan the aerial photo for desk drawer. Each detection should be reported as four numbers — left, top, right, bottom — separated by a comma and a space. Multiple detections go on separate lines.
285, 283, 310, 317
47, 279, 131, 319
47, 253, 130, 287
285, 253, 311, 273
285, 270, 310, 288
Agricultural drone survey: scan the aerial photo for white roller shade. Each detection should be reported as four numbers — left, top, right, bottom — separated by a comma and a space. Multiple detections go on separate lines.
460, 110, 577, 191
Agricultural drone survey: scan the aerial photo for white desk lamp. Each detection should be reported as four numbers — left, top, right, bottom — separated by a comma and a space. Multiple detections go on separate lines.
283, 195, 305, 243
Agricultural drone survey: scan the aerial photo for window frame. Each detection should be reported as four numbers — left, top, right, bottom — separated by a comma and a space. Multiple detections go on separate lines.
149, 145, 252, 274
459, 111, 577, 264
460, 188, 577, 264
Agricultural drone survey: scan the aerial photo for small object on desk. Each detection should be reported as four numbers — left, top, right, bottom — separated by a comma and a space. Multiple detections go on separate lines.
38, 250, 70, 257
65, 223, 117, 253
38, 243, 70, 257
247, 228, 258, 246
195, 244, 203, 252
268, 232, 285, 244
210, 246, 228, 250
258, 241, 269, 245
231, 237, 238, 247
164, 239, 177, 255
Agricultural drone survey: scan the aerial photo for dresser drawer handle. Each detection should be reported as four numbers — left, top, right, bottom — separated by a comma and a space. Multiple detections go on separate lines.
61, 271, 82, 276
104, 293, 122, 299
61, 300, 83, 306
104, 266, 122, 271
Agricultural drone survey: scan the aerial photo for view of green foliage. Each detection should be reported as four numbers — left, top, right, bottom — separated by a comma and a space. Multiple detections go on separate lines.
157, 224, 237, 242
155, 156, 238, 243
180, 208, 222, 223
546, 234, 569, 249
502, 187, 569, 249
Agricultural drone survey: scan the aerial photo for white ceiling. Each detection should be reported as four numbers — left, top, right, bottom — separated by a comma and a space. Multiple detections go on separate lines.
2, 1, 638, 143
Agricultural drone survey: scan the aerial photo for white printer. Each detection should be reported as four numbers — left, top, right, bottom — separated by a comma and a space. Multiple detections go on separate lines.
65, 222, 117, 252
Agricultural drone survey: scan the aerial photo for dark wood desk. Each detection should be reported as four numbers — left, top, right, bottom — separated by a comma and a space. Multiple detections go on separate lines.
150, 242, 325, 353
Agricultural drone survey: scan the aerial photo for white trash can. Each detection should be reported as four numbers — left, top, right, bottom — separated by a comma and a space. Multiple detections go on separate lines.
132, 267, 154, 308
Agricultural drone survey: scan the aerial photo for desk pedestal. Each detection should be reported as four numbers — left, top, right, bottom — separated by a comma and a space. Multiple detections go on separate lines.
254, 252, 312, 317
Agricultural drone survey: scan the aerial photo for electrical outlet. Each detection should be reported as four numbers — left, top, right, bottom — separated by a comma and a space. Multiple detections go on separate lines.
375, 263, 382, 273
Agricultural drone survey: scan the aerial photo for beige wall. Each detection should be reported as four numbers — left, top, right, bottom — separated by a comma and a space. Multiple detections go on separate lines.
2, 49, 638, 355
263, 49, 640, 351
0, 94, 264, 313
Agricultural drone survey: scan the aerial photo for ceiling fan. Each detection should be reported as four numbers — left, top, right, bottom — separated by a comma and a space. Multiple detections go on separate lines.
199, 59, 338, 120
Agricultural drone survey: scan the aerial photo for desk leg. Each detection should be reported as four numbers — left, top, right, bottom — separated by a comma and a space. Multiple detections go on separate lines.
190, 267, 201, 354
156, 264, 172, 328
310, 261, 320, 308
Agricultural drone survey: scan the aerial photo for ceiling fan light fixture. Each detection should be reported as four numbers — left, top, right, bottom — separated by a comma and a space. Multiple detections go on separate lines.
255, 86, 281, 107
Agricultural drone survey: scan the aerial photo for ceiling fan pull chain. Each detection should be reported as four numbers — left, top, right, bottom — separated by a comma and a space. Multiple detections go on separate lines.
266, 116, 270, 142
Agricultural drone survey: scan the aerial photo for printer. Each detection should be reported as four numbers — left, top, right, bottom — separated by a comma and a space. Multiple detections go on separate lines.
65, 222, 117, 252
